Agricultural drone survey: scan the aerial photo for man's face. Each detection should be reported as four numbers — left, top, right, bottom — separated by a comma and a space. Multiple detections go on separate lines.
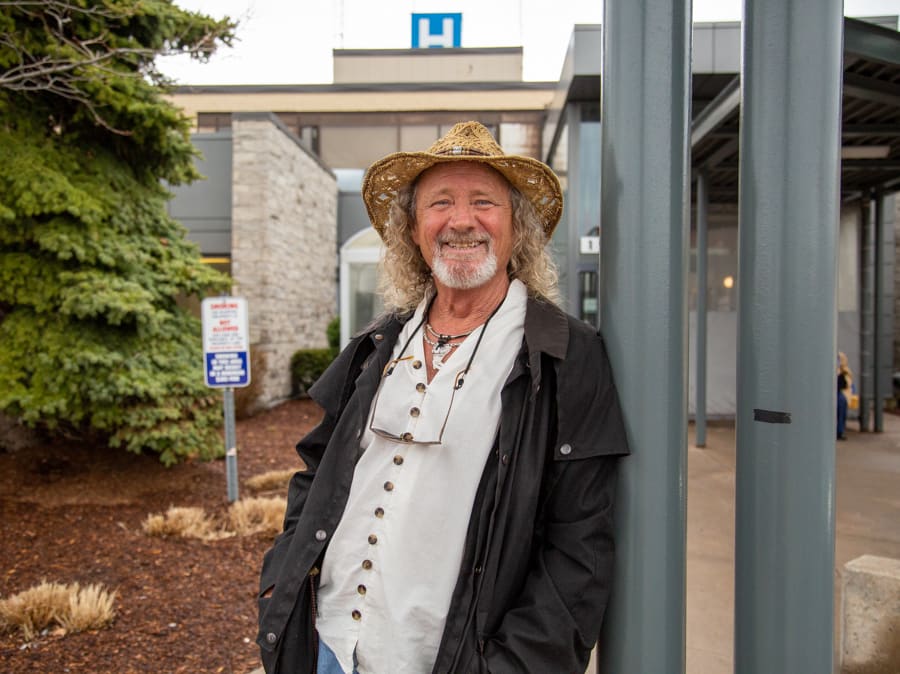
412, 162, 514, 292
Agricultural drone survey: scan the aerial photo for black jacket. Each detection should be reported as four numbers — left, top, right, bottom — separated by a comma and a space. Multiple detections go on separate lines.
257, 297, 629, 673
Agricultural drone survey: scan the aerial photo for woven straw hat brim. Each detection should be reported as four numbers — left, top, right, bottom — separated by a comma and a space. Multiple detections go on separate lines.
362, 151, 563, 240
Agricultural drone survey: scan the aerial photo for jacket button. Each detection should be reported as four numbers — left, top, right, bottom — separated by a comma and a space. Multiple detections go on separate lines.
315, 529, 327, 541
374, 333, 384, 341
409, 406, 420, 417
352, 609, 362, 621
357, 584, 367, 595
416, 382, 426, 393
559, 443, 573, 456
412, 360, 422, 369
374, 507, 385, 518
384, 481, 394, 492
393, 455, 404, 465
266, 632, 277, 644
368, 534, 378, 545
362, 559, 373, 570
501, 454, 510, 465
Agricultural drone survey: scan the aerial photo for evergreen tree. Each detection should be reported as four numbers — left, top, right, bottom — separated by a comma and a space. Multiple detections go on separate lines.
0, 1, 236, 465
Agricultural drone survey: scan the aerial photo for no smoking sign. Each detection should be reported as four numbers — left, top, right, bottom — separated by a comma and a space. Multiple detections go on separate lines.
201, 297, 251, 388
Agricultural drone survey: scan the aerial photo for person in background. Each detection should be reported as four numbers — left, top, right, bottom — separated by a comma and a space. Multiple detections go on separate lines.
837, 351, 853, 441
256, 121, 630, 673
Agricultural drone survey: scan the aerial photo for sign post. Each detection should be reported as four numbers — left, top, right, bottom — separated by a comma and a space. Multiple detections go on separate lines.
201, 296, 251, 503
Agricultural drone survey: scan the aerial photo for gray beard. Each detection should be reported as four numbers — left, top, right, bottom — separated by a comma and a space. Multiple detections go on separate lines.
431, 245, 498, 289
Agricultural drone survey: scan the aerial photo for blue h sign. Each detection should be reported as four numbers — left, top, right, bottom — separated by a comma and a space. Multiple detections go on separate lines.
412, 13, 462, 48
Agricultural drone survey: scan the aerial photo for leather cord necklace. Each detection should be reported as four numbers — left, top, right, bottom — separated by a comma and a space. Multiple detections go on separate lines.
423, 324, 472, 367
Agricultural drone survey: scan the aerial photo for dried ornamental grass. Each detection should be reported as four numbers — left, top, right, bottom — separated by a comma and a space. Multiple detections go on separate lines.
227, 496, 286, 536
245, 468, 296, 493
60, 583, 117, 633
142, 506, 231, 541
0, 581, 116, 640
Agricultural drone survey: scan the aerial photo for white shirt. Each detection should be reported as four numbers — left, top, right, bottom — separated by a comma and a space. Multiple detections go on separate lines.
315, 280, 527, 674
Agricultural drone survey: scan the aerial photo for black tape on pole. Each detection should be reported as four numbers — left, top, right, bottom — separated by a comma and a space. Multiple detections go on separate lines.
753, 408, 792, 424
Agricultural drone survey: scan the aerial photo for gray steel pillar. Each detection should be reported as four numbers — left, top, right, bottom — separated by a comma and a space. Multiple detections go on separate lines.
860, 198, 875, 431
566, 105, 582, 316
874, 193, 895, 431
597, 0, 691, 670
695, 173, 709, 448
734, 1, 841, 672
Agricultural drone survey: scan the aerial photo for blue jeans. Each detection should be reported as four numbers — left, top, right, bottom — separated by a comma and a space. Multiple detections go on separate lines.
837, 391, 848, 437
317, 638, 359, 674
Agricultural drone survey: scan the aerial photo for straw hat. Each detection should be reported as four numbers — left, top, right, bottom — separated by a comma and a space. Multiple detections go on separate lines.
362, 121, 563, 239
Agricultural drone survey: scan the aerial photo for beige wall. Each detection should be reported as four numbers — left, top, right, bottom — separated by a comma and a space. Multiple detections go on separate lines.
167, 89, 554, 124
333, 49, 523, 83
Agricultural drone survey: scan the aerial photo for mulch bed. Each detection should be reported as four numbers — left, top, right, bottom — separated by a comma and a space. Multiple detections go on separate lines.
0, 398, 322, 674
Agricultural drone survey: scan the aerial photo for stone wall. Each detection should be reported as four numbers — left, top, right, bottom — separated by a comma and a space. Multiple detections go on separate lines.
230, 113, 337, 409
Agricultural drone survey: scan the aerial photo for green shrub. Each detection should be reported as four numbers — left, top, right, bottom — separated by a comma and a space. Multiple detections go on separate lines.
291, 349, 334, 397
0, 3, 235, 466
326, 316, 340, 358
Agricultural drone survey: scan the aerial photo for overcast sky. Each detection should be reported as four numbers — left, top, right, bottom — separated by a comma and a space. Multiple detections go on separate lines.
158, 0, 900, 85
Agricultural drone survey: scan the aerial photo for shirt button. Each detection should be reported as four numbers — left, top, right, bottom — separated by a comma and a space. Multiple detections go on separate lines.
374, 507, 385, 518
416, 382, 426, 393
401, 432, 413, 442
266, 632, 277, 644
393, 455, 404, 465
362, 559, 373, 570
368, 534, 378, 545
559, 443, 573, 456
315, 529, 327, 541
352, 610, 362, 621
384, 481, 394, 492
409, 407, 420, 417
412, 360, 422, 369
357, 584, 367, 595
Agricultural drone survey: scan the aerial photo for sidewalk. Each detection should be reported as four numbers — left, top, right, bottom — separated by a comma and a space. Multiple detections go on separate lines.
249, 415, 900, 674
685, 414, 900, 674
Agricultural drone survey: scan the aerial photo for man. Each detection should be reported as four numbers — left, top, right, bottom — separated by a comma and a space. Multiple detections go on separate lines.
257, 122, 629, 674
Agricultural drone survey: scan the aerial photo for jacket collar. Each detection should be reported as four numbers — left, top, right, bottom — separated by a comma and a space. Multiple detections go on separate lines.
522, 297, 568, 394
523, 297, 568, 360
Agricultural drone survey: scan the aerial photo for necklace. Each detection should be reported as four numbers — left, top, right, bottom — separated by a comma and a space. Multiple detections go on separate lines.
425, 323, 474, 342
424, 323, 474, 367
387, 294, 505, 384
423, 329, 463, 367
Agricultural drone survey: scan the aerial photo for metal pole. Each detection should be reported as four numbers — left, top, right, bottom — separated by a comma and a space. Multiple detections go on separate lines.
734, 0, 841, 671
859, 197, 875, 431
567, 105, 582, 316
224, 387, 239, 502
873, 193, 895, 432
695, 173, 709, 448
597, 0, 691, 670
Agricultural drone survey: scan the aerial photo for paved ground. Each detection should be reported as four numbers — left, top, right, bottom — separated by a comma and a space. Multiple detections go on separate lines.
684, 415, 900, 674
251, 415, 900, 674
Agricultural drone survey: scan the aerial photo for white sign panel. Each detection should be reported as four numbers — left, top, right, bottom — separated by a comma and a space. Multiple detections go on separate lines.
201, 297, 251, 388
580, 236, 600, 254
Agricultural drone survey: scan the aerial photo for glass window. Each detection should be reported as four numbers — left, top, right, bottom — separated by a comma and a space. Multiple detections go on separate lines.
196, 113, 231, 133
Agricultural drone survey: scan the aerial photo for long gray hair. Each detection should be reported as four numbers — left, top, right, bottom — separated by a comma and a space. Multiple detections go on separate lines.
377, 181, 560, 314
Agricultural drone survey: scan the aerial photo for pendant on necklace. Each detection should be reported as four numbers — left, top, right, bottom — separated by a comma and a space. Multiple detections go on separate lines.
431, 339, 453, 368
432, 343, 448, 367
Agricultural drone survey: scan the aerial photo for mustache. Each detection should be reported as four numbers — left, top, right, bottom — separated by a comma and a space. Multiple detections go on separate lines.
435, 233, 490, 246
